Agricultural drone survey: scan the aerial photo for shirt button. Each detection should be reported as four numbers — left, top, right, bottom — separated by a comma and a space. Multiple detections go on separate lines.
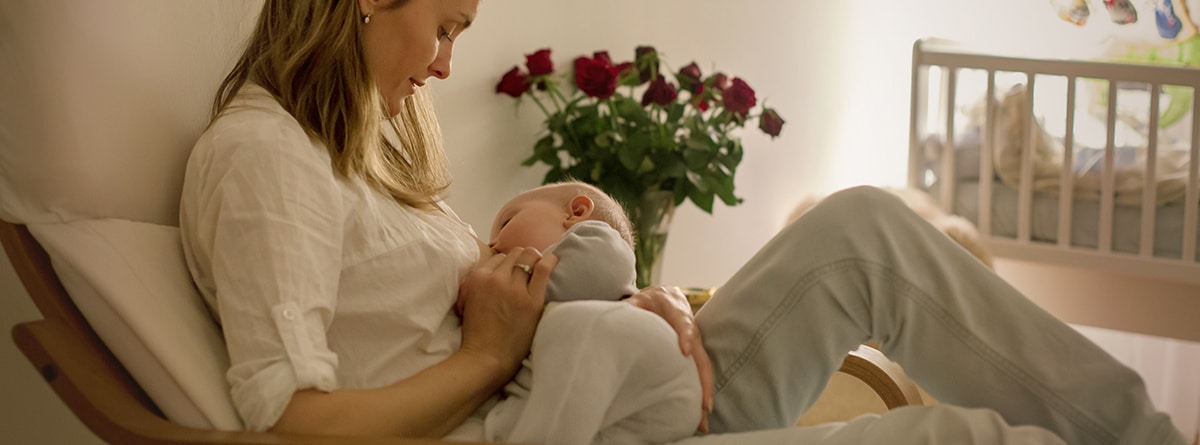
282, 309, 296, 320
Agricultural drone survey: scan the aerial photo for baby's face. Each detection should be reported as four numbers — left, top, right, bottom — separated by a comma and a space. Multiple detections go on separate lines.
489, 189, 569, 254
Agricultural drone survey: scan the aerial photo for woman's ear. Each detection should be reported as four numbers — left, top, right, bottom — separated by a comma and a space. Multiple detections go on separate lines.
359, 0, 378, 17
564, 195, 595, 226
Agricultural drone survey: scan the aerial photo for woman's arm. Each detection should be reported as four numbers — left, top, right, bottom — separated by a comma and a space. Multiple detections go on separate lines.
272, 246, 557, 438
271, 349, 510, 438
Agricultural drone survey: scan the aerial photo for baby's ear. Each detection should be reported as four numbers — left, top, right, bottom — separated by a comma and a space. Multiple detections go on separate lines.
566, 195, 595, 223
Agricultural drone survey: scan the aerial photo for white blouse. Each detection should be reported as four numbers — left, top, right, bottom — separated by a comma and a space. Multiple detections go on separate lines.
180, 85, 481, 432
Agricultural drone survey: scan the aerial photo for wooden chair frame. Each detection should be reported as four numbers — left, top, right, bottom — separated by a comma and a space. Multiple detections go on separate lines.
2, 219, 920, 444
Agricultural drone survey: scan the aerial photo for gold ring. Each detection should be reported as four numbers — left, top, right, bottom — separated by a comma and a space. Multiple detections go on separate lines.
514, 263, 532, 274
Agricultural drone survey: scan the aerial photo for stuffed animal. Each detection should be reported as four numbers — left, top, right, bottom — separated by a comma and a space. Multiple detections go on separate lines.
786, 188, 995, 270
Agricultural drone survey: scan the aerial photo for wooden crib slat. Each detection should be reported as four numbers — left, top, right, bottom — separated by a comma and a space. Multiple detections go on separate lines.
1099, 81, 1117, 253
1018, 74, 1036, 243
1140, 84, 1161, 258
980, 70, 995, 237
939, 68, 958, 211
1058, 77, 1077, 248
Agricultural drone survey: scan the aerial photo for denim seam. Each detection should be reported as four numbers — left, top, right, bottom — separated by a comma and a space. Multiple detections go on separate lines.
872, 259, 1118, 445
711, 259, 862, 393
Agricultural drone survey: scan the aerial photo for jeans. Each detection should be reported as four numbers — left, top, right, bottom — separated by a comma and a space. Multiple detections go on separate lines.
682, 186, 1185, 445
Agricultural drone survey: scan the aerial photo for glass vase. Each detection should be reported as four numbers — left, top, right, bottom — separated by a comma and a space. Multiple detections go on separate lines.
630, 190, 677, 289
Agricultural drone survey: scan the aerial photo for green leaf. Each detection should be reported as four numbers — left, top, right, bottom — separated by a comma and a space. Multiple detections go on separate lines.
667, 102, 685, 123
563, 138, 584, 158
615, 97, 652, 126
682, 148, 709, 170
598, 174, 644, 213
706, 173, 739, 206
684, 171, 715, 213
672, 178, 689, 205
527, 135, 556, 166
547, 113, 567, 131
617, 141, 645, 171
543, 167, 567, 185
566, 164, 590, 182
521, 152, 539, 166
684, 132, 717, 153
657, 155, 687, 178
636, 156, 657, 174
688, 187, 715, 214
590, 163, 604, 182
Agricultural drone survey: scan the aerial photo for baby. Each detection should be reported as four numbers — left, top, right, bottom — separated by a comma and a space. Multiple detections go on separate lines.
478, 181, 702, 445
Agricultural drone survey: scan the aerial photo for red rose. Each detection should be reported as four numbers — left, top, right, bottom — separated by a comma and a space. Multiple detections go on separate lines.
691, 84, 709, 111
592, 51, 614, 68
525, 49, 553, 76
758, 107, 785, 138
495, 66, 529, 97
710, 72, 732, 92
634, 45, 659, 84
677, 62, 702, 93
723, 77, 757, 115
574, 56, 620, 99
641, 75, 678, 107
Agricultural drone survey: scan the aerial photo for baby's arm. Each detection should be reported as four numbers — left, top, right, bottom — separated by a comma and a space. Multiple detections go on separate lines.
544, 221, 637, 302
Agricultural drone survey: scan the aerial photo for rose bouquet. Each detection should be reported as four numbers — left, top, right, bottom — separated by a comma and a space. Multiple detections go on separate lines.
495, 46, 786, 286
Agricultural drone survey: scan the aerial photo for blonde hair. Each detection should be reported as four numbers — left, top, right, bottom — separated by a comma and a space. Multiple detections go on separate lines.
213, 0, 450, 211
550, 181, 635, 249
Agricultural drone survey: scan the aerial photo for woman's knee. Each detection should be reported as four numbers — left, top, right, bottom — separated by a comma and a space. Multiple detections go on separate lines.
818, 186, 908, 217
786, 186, 912, 241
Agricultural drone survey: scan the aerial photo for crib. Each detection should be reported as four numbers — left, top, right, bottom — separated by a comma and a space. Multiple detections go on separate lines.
908, 38, 1200, 343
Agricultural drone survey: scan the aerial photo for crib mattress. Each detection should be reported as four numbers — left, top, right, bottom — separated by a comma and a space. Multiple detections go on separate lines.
946, 180, 1200, 262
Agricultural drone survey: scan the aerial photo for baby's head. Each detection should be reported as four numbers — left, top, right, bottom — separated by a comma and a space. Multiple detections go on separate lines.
489, 181, 633, 254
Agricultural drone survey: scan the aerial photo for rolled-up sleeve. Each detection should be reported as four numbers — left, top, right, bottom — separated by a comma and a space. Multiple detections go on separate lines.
194, 124, 344, 431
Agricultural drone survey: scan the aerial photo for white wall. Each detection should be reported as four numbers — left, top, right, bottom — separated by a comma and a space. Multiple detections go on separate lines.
2, 0, 1196, 442
437, 0, 1127, 289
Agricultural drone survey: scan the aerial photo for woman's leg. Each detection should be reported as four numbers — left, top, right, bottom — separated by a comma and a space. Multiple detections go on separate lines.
695, 186, 1185, 445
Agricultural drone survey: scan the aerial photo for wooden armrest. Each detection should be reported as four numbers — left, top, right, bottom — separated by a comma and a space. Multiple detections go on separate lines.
838, 344, 923, 409
12, 319, 484, 445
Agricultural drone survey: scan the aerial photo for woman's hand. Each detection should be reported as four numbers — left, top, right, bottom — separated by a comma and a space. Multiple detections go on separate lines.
456, 247, 557, 375
624, 286, 715, 433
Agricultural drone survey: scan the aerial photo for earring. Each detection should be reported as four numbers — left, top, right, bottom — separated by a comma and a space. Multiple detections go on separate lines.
363, 14, 372, 24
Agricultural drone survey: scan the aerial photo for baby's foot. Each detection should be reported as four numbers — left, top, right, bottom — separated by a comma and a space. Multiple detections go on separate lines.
1051, 0, 1090, 25
1104, 0, 1138, 25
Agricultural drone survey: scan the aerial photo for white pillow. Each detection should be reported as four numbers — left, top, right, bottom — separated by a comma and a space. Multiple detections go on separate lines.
28, 219, 242, 431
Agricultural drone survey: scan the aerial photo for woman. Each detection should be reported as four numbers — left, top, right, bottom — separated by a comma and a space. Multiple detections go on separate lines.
179, 0, 1187, 443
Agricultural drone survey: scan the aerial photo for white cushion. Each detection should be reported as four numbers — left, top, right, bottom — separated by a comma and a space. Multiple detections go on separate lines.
0, 0, 261, 431
29, 219, 242, 431
0, 0, 261, 226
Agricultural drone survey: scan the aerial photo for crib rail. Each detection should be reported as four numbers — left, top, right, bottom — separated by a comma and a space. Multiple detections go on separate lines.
909, 38, 1200, 285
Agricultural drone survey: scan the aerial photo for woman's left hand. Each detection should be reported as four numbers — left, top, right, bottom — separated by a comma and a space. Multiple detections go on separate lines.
624, 286, 715, 433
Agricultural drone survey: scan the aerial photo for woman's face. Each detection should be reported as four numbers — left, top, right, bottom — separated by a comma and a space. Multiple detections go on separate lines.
359, 0, 479, 115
